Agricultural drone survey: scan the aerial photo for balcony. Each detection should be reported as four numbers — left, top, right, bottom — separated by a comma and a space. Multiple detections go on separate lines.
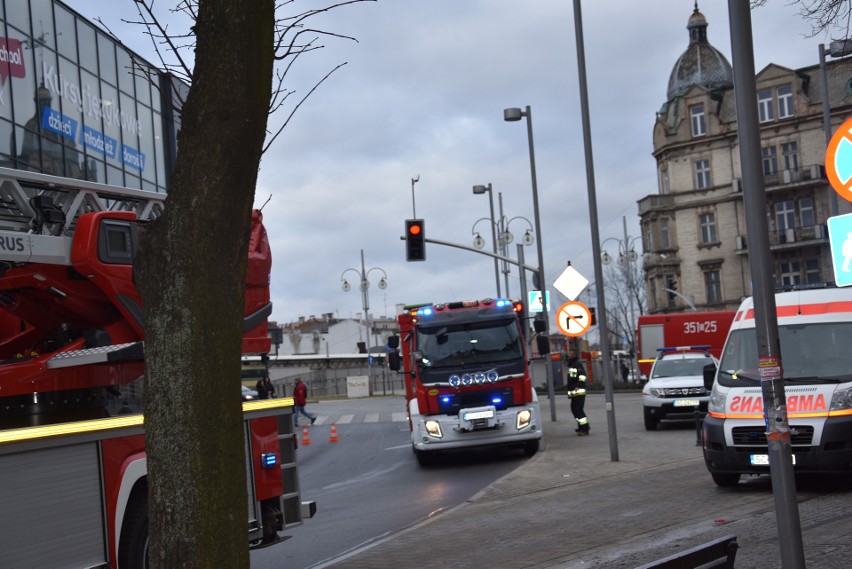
764, 164, 826, 190
769, 224, 829, 250
638, 194, 674, 216
732, 164, 826, 195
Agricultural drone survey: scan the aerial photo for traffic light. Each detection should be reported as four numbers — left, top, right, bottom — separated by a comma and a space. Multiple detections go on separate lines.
405, 219, 426, 261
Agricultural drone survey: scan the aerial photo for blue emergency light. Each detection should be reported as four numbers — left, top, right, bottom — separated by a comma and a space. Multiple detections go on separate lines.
260, 453, 278, 469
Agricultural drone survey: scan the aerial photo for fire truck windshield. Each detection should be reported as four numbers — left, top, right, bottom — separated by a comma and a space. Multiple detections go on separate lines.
416, 317, 523, 368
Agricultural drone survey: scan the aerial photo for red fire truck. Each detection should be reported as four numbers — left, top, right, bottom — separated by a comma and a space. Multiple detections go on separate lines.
388, 298, 542, 466
0, 168, 310, 569
636, 310, 735, 378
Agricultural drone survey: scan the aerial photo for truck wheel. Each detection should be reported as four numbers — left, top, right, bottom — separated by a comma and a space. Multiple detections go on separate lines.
643, 407, 658, 431
711, 472, 740, 487
414, 448, 435, 467
523, 439, 540, 457
118, 493, 149, 569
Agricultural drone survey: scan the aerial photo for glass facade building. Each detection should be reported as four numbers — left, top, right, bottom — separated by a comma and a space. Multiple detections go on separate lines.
0, 0, 180, 192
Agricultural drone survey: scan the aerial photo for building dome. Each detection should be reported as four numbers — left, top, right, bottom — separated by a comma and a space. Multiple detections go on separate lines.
666, 3, 733, 100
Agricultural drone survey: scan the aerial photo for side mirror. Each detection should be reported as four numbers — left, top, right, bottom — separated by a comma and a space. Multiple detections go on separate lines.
388, 351, 401, 371
703, 362, 717, 391
536, 335, 550, 355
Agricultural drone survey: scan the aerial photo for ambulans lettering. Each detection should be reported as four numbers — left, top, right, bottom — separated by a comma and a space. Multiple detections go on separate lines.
730, 394, 827, 414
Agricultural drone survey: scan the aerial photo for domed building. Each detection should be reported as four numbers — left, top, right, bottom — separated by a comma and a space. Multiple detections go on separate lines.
639, 3, 852, 316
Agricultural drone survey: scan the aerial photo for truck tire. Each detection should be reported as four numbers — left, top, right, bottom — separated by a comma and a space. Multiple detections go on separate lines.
711, 472, 740, 487
523, 439, 540, 457
414, 447, 435, 467
643, 407, 658, 431
118, 491, 149, 569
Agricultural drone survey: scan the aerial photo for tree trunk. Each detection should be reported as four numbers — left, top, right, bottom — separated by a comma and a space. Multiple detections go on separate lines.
136, 1, 274, 567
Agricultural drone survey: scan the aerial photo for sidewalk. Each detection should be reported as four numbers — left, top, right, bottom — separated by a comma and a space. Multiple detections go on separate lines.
328, 392, 852, 568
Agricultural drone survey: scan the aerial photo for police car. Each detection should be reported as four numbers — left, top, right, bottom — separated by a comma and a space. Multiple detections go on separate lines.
642, 346, 717, 431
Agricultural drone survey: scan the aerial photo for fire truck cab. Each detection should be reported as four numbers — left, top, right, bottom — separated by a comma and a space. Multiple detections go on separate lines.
389, 298, 542, 466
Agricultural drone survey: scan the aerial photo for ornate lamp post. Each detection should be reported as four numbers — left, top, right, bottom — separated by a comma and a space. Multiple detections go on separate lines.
601, 216, 640, 380
341, 250, 388, 390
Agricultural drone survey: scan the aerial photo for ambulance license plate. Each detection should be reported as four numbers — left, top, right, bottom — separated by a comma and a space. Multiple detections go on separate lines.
673, 399, 700, 407
750, 454, 796, 466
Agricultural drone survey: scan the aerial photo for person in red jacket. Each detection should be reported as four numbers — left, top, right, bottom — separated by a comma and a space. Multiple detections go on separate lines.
293, 378, 316, 427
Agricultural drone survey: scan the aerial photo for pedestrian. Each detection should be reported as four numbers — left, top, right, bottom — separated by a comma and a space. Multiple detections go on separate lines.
565, 348, 590, 435
293, 378, 316, 427
256, 375, 276, 399
620, 362, 629, 382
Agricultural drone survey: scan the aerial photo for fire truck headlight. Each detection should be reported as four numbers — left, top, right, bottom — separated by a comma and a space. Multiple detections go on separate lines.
449, 375, 461, 387
425, 420, 443, 438
474, 372, 485, 384
830, 386, 852, 412
461, 374, 473, 386
486, 370, 499, 382
516, 409, 532, 430
708, 386, 726, 414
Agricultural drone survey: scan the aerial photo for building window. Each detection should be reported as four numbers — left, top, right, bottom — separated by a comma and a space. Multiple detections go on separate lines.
690, 104, 706, 137
780, 261, 801, 287
660, 168, 670, 194
781, 141, 799, 171
775, 200, 796, 242
762, 146, 778, 176
644, 222, 655, 252
777, 84, 794, 118
704, 270, 722, 304
758, 89, 774, 122
699, 212, 717, 244
694, 159, 712, 189
659, 217, 671, 249
800, 197, 815, 228
806, 258, 820, 284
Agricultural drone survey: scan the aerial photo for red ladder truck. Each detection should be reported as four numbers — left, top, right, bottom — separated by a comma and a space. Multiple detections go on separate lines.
388, 298, 542, 466
0, 167, 311, 569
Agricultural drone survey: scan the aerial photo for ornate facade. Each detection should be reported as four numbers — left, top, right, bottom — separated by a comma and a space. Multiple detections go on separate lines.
640, 4, 852, 313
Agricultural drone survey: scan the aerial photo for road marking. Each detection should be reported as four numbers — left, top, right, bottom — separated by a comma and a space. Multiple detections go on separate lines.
392, 412, 407, 422
337, 414, 354, 424
364, 413, 380, 423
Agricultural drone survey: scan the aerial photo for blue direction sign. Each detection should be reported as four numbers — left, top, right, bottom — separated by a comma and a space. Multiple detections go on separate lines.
528, 290, 551, 313
827, 213, 852, 287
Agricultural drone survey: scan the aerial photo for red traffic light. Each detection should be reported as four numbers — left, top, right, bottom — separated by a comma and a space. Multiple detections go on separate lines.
405, 219, 425, 262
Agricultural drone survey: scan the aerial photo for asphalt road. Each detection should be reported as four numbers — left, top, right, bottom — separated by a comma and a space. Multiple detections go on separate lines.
250, 395, 530, 569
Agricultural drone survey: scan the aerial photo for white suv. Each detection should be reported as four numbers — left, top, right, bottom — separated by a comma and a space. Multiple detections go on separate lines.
642, 348, 717, 431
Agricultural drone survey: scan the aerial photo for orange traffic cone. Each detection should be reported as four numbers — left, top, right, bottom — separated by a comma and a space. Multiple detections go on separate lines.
329, 422, 339, 443
301, 425, 312, 445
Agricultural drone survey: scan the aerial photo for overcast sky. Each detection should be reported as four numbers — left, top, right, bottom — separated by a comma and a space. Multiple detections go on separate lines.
65, 0, 838, 333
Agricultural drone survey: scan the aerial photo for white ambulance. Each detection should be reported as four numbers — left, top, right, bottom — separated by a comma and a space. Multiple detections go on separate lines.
701, 286, 852, 487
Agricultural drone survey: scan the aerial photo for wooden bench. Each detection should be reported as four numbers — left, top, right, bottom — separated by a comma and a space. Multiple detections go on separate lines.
635, 535, 738, 569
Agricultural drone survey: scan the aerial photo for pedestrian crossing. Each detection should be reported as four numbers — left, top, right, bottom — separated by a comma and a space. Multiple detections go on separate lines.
296, 412, 409, 427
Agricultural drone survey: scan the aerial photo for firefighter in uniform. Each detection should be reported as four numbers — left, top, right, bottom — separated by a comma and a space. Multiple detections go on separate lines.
565, 348, 590, 435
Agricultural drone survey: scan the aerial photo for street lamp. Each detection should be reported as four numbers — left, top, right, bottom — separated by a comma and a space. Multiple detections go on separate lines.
819, 40, 852, 217
472, 183, 501, 298
341, 249, 388, 392
499, 214, 535, 297
503, 105, 556, 422
601, 216, 640, 380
